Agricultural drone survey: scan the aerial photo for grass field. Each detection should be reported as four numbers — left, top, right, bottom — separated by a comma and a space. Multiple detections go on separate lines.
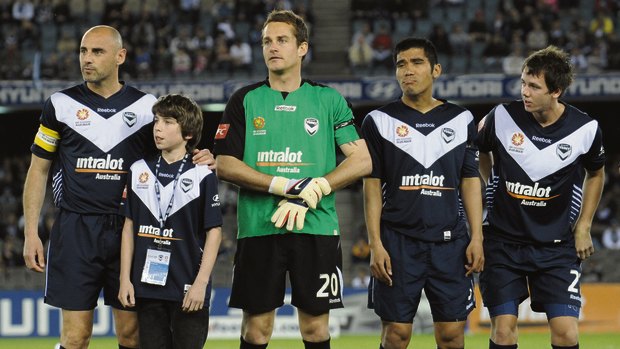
1, 333, 619, 349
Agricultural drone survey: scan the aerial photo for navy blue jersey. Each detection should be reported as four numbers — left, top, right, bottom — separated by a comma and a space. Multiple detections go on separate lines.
477, 100, 605, 244
31, 83, 157, 214
361, 100, 479, 242
123, 155, 222, 302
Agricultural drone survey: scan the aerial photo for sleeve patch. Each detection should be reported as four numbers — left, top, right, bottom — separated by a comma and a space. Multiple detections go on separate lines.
215, 124, 230, 139
334, 119, 354, 131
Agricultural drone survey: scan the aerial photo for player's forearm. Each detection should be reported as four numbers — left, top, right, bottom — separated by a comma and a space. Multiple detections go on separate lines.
460, 176, 484, 240
478, 152, 493, 186
119, 218, 135, 283
22, 155, 51, 238
575, 167, 605, 230
215, 155, 273, 192
193, 227, 222, 286
363, 178, 383, 248
325, 139, 372, 191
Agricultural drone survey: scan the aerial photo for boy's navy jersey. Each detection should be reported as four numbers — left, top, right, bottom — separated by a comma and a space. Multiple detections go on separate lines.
123, 156, 222, 302
361, 100, 479, 242
31, 83, 157, 214
477, 100, 605, 245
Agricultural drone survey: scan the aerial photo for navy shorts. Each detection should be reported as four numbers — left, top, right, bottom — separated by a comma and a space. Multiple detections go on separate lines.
480, 237, 583, 313
368, 227, 475, 323
45, 209, 126, 310
229, 233, 344, 316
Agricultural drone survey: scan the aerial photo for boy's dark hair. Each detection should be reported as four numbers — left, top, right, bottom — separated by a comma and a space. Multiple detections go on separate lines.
393, 37, 438, 68
152, 94, 203, 152
263, 10, 309, 59
522, 45, 574, 96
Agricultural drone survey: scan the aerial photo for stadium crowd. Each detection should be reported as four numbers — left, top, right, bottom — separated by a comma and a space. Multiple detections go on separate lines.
348, 0, 620, 75
0, 0, 314, 81
3, 1, 620, 80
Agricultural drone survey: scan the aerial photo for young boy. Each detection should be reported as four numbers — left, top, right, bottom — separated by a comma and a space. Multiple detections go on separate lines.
118, 94, 222, 349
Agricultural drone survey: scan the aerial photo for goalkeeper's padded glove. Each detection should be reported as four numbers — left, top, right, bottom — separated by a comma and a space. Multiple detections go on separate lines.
271, 198, 308, 231
268, 176, 331, 209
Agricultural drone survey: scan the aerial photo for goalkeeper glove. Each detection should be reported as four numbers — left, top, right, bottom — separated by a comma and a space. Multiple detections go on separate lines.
271, 198, 308, 231
268, 176, 331, 209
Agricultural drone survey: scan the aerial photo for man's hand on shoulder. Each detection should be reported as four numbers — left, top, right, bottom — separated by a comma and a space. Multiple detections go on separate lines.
192, 148, 215, 170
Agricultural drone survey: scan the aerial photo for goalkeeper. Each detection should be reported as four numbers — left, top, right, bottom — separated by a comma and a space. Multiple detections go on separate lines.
213, 10, 371, 349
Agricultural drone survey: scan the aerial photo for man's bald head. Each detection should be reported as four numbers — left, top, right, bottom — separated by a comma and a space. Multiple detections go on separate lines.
82, 25, 123, 49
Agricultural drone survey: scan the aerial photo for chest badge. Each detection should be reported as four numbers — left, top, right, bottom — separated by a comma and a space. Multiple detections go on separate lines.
123, 112, 137, 127
556, 143, 572, 160
441, 128, 455, 143
181, 178, 193, 193
305, 118, 319, 136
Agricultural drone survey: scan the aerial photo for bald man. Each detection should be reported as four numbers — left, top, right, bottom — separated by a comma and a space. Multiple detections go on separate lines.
22, 26, 213, 349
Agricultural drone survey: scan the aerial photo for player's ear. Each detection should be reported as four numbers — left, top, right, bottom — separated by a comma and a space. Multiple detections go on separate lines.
184, 133, 193, 140
432, 63, 442, 79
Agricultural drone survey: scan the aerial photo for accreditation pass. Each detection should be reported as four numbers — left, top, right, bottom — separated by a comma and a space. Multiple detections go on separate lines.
141, 249, 171, 286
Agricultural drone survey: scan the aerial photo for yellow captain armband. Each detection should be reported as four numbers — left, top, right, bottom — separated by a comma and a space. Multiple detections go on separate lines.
34, 124, 60, 152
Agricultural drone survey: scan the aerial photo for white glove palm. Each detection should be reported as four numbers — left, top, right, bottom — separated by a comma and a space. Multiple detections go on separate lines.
271, 199, 309, 231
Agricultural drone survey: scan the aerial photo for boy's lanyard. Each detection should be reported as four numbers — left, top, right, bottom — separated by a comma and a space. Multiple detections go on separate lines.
154, 153, 188, 229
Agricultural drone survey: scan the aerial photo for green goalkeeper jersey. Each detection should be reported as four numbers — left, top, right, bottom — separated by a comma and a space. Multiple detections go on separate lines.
213, 79, 360, 238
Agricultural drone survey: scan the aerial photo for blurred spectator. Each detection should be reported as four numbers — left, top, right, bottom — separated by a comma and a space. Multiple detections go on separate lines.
215, 16, 236, 40
491, 10, 511, 42
586, 41, 607, 73
191, 26, 215, 52
602, 221, 620, 249
152, 42, 173, 78
569, 46, 588, 72
131, 14, 157, 51
589, 9, 614, 39
548, 19, 567, 47
12, 0, 34, 21
0, 1, 14, 24
172, 47, 192, 77
212, 0, 234, 19
351, 21, 374, 47
502, 44, 526, 75
193, 48, 210, 76
134, 45, 153, 79
351, 266, 371, 288
429, 23, 453, 58
351, 233, 371, 265
52, 0, 71, 26
34, 0, 53, 24
179, 0, 200, 25
483, 32, 510, 71
593, 192, 617, 230
371, 23, 393, 72
169, 26, 195, 55
349, 23, 374, 70
230, 37, 252, 76
17, 17, 39, 49
1, 213, 23, 268
468, 9, 489, 42
212, 33, 232, 74
449, 23, 470, 55
57, 29, 78, 56
525, 18, 548, 51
